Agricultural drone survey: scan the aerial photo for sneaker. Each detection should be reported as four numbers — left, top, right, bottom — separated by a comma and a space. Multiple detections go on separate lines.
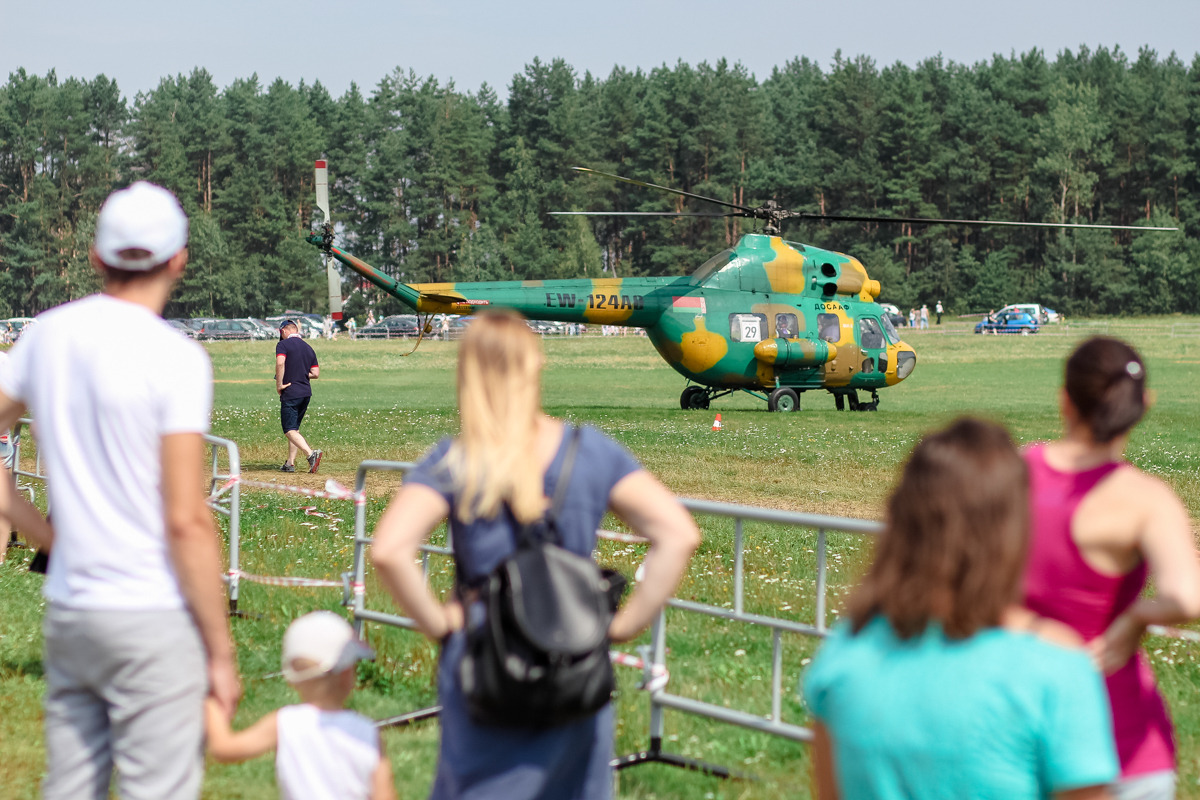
279, 463, 296, 473
307, 450, 323, 474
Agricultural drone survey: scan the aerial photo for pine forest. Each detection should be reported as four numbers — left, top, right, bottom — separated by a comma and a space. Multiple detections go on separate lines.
2, 46, 1198, 320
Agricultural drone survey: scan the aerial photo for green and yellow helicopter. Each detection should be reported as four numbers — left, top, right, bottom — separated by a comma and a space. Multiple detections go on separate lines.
309, 163, 1174, 412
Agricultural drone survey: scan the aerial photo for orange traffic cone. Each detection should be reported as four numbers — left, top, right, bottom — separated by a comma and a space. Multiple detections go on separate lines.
711, 413, 723, 431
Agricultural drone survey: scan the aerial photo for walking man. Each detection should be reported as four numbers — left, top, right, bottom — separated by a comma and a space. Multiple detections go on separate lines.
276, 319, 322, 473
935, 300, 943, 325
0, 182, 240, 799
920, 304, 930, 330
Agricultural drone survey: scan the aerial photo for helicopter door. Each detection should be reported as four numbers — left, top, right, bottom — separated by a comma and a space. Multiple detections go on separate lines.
857, 317, 885, 374
818, 311, 860, 385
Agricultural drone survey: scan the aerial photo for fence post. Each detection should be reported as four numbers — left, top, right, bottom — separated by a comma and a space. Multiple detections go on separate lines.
733, 518, 745, 615
351, 463, 371, 637
815, 528, 828, 633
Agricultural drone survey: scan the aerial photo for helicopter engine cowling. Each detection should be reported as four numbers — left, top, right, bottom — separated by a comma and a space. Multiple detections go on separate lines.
753, 338, 837, 369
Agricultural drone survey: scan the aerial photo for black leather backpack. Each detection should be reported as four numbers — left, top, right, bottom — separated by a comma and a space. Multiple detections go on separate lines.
457, 426, 623, 728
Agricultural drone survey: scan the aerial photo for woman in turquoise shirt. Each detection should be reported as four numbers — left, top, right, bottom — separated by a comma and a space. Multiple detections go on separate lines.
804, 418, 1118, 800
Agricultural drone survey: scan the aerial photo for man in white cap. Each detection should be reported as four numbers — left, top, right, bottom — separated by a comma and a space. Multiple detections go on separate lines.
0, 181, 240, 799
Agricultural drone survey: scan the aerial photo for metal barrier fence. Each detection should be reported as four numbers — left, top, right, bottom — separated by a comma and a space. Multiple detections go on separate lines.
11, 418, 46, 502
11, 430, 1200, 777
205, 435, 243, 612
614, 499, 880, 776
345, 458, 883, 774
9, 421, 247, 610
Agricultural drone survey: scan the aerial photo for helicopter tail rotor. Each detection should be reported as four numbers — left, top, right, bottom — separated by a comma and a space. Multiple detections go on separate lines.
314, 160, 343, 321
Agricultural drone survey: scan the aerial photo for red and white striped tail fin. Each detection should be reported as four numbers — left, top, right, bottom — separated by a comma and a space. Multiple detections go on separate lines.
315, 160, 343, 320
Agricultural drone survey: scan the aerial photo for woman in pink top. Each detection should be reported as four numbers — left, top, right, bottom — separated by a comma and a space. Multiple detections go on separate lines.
1023, 336, 1200, 799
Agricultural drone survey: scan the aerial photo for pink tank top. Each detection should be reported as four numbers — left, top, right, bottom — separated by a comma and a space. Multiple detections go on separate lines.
1022, 444, 1175, 777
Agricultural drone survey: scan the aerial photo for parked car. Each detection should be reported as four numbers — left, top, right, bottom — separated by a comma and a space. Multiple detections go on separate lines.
195, 318, 256, 341
975, 311, 1040, 335
3, 317, 36, 342
357, 315, 420, 339
266, 315, 322, 339
997, 303, 1056, 325
235, 318, 276, 340
526, 319, 567, 335
878, 303, 907, 328
166, 318, 198, 339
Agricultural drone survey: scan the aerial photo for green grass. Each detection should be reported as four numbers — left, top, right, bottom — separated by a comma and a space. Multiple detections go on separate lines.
3, 318, 1200, 798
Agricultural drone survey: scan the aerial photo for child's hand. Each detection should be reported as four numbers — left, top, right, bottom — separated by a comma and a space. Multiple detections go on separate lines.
204, 700, 278, 763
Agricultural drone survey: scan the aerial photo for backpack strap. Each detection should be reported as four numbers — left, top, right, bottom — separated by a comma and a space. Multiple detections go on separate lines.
514, 423, 583, 548
548, 424, 583, 519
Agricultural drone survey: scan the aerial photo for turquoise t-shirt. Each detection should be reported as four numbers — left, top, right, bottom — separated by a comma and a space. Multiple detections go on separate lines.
803, 617, 1118, 800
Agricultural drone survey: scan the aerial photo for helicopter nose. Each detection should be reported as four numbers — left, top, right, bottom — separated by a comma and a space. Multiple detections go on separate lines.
895, 344, 917, 381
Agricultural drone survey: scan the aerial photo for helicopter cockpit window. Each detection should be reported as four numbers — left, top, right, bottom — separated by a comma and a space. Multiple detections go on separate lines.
729, 313, 768, 343
775, 313, 799, 339
817, 313, 840, 343
689, 249, 736, 285
858, 318, 885, 350
880, 314, 900, 345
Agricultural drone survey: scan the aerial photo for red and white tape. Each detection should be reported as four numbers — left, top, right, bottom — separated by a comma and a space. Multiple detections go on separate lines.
1148, 625, 1200, 644
236, 477, 362, 503
597, 529, 649, 545
225, 569, 342, 589
610, 651, 669, 692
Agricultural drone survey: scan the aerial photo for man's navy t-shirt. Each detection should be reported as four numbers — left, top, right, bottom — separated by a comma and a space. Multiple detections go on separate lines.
276, 335, 318, 400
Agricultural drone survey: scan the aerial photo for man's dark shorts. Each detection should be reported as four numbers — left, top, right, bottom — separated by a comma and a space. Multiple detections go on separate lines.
280, 396, 311, 433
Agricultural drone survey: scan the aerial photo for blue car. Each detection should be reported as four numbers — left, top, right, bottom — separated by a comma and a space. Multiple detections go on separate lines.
975, 312, 1040, 335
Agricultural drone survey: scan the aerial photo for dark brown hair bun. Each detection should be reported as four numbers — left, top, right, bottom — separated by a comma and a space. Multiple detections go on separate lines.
1065, 337, 1147, 443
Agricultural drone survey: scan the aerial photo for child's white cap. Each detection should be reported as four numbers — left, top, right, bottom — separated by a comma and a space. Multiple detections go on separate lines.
281, 611, 375, 683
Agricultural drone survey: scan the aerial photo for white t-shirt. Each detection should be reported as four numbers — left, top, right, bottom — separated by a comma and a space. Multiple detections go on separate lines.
276, 704, 380, 800
0, 294, 212, 610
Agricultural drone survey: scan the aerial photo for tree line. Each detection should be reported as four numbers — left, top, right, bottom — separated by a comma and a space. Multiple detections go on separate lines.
2, 45, 1198, 321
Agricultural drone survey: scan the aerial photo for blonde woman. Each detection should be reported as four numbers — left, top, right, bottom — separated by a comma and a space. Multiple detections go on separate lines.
371, 310, 699, 799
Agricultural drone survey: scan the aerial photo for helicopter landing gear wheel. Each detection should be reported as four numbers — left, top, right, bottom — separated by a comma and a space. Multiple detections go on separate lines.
680, 385, 711, 410
768, 387, 799, 412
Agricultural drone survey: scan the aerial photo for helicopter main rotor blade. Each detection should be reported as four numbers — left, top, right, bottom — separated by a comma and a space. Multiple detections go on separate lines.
572, 167, 755, 213
549, 211, 735, 217
795, 210, 1177, 232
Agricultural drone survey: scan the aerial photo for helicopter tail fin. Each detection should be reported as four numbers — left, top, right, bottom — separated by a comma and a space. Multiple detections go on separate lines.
314, 160, 343, 321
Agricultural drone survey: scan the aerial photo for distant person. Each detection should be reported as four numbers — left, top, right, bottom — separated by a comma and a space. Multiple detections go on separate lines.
276, 319, 322, 473
0, 348, 16, 564
366, 309, 376, 327
322, 314, 334, 340
347, 316, 357, 340
1024, 337, 1200, 798
205, 611, 396, 800
370, 310, 699, 799
935, 300, 943, 325
0, 181, 239, 800
805, 418, 1117, 800
908, 308, 916, 328
919, 304, 929, 329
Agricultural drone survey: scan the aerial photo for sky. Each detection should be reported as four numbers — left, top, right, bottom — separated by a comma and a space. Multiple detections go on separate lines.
3, 0, 1199, 99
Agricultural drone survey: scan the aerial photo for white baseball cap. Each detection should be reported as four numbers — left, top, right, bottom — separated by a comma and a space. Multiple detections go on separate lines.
281, 611, 375, 683
93, 181, 189, 270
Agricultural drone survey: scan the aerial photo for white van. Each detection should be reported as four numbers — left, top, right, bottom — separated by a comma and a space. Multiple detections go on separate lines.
998, 304, 1061, 325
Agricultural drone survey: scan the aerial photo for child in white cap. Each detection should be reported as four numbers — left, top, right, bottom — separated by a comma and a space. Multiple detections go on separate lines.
205, 611, 395, 800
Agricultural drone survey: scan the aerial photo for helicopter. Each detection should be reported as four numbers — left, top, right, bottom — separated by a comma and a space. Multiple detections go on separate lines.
308, 162, 1175, 412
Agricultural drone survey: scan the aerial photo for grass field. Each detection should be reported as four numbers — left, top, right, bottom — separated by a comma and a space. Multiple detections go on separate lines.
3, 317, 1200, 798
